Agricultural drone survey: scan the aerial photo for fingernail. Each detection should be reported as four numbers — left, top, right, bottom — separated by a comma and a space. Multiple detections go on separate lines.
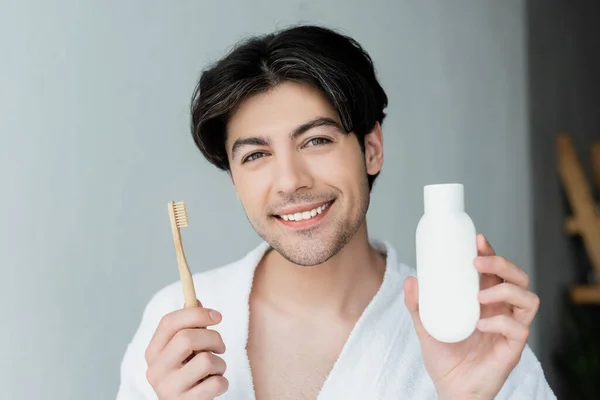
477, 319, 487, 328
478, 289, 490, 299
209, 310, 221, 321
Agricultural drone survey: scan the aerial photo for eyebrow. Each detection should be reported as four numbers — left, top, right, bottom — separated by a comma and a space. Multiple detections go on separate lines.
230, 117, 342, 161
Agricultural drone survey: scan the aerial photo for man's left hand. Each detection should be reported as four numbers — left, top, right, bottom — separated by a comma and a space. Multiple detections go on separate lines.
404, 233, 540, 400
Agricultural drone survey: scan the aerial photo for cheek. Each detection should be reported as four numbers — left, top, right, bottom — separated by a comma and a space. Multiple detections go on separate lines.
232, 169, 270, 214
309, 148, 366, 192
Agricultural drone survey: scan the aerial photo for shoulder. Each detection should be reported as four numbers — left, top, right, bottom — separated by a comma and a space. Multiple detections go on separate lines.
497, 344, 556, 399
374, 239, 415, 284
116, 242, 268, 398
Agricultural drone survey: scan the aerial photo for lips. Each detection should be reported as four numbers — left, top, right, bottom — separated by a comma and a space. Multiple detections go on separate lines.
272, 199, 335, 228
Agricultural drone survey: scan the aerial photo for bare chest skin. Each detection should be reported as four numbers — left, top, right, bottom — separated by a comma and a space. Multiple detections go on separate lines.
246, 297, 355, 400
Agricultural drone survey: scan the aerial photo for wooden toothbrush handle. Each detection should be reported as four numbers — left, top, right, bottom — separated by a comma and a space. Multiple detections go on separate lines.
168, 203, 198, 308
174, 238, 197, 308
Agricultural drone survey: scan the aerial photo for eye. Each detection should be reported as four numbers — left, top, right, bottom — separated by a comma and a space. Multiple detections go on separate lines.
242, 152, 268, 164
304, 137, 332, 147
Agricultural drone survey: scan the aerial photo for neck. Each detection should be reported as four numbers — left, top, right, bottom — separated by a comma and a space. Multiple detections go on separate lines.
251, 221, 386, 320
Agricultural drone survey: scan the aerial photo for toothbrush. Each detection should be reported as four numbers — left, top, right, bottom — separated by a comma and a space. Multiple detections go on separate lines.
167, 201, 197, 308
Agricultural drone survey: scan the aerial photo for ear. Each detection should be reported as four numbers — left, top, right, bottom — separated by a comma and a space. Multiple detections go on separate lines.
364, 122, 384, 176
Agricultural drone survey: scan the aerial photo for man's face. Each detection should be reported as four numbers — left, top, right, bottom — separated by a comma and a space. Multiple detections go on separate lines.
226, 81, 383, 266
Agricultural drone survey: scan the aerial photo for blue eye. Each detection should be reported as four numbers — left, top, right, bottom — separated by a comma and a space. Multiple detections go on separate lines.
242, 152, 267, 164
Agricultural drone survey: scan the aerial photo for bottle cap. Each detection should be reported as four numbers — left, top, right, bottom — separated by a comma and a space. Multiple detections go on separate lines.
424, 183, 465, 213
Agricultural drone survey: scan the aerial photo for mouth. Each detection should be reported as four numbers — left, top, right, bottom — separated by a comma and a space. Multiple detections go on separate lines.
273, 200, 334, 228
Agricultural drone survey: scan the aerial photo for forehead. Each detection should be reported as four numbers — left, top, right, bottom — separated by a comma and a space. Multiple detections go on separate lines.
226, 81, 338, 143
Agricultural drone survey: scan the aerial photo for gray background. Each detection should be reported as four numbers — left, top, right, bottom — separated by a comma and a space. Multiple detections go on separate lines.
1, 1, 537, 399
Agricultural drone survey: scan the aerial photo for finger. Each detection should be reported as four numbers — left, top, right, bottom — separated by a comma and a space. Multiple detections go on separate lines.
474, 256, 530, 289
185, 375, 229, 399
476, 314, 530, 348
476, 234, 502, 290
477, 233, 496, 256
145, 306, 222, 365
153, 328, 226, 379
403, 276, 430, 340
169, 352, 227, 393
476, 234, 499, 284
478, 283, 540, 325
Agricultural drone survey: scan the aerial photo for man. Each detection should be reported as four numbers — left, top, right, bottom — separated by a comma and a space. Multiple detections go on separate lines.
117, 25, 555, 399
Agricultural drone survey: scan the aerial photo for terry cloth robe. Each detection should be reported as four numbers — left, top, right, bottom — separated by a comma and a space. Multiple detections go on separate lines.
116, 240, 556, 399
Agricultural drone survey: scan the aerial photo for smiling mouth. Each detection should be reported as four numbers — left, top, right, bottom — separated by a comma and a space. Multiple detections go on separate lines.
274, 200, 334, 222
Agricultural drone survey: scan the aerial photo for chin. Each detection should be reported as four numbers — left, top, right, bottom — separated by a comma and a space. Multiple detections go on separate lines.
280, 247, 337, 267
266, 232, 352, 267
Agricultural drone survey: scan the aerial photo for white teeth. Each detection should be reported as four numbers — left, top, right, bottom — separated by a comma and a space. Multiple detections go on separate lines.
280, 201, 331, 222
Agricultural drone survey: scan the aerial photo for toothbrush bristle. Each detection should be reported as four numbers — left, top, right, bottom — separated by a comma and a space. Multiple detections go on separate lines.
173, 201, 188, 228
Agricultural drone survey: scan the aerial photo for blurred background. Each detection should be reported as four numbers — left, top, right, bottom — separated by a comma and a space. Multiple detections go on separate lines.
0, 0, 598, 399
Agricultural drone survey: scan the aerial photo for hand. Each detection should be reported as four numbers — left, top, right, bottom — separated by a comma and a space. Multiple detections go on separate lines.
404, 233, 540, 400
145, 300, 229, 399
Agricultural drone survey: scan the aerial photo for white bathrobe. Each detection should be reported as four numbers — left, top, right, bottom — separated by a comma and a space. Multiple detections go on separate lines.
116, 240, 556, 399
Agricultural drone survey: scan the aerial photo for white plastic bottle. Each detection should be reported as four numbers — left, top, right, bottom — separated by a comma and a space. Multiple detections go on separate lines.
415, 183, 480, 343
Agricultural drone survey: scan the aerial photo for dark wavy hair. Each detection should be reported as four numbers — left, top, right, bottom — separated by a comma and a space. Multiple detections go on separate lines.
190, 25, 388, 190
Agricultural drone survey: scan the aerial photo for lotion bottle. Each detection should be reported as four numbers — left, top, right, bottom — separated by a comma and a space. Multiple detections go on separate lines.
415, 183, 480, 343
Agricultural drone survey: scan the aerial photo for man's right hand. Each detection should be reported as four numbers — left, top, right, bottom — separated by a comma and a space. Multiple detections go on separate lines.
145, 301, 228, 399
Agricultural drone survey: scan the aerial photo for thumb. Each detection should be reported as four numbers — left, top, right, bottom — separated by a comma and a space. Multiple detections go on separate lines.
404, 276, 429, 340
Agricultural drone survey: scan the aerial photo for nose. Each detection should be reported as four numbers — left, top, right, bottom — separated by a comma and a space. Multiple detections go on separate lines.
272, 152, 313, 195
